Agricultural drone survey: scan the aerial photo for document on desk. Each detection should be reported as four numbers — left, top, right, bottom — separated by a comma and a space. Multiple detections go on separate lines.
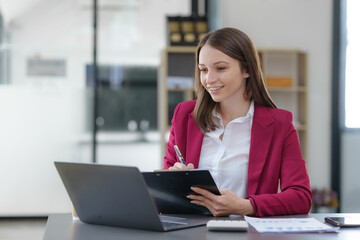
245, 216, 339, 233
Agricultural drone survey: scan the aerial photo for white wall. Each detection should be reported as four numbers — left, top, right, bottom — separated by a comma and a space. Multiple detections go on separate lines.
221, 0, 333, 189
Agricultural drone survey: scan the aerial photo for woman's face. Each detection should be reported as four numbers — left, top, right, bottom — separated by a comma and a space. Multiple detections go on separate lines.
198, 44, 249, 105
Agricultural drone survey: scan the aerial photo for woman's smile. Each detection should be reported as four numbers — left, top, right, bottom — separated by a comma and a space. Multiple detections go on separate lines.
208, 86, 224, 94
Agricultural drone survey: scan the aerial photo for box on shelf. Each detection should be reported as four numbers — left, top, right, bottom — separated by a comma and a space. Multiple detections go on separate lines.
266, 76, 293, 87
166, 15, 208, 46
167, 16, 182, 45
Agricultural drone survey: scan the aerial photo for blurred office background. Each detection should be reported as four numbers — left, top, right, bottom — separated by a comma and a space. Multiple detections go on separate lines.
0, 0, 359, 219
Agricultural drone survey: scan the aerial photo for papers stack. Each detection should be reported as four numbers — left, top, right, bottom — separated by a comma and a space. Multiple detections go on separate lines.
245, 216, 339, 233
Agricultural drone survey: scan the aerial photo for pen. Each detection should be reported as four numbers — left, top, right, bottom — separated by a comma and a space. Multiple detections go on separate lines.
174, 145, 186, 165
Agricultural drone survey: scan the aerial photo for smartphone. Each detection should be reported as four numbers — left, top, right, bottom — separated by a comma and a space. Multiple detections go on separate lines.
325, 217, 360, 228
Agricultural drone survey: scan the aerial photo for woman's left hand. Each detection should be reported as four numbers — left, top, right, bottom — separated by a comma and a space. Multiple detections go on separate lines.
187, 187, 255, 217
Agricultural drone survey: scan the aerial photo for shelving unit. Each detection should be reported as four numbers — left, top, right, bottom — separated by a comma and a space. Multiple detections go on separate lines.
158, 46, 197, 159
258, 49, 308, 161
158, 47, 308, 163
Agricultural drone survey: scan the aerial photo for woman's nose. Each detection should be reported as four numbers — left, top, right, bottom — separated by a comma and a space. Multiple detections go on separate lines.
205, 71, 217, 84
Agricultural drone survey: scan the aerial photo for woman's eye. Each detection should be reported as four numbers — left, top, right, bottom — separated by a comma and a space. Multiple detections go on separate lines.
217, 67, 225, 71
200, 69, 207, 72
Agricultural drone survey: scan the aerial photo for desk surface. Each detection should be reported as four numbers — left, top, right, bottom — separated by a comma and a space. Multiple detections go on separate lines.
43, 213, 360, 240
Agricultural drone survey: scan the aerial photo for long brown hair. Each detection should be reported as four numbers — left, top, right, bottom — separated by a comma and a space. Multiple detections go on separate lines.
193, 27, 276, 132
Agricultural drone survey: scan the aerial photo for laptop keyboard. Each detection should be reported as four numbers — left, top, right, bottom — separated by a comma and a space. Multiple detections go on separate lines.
160, 215, 189, 227
162, 221, 188, 229
160, 215, 187, 222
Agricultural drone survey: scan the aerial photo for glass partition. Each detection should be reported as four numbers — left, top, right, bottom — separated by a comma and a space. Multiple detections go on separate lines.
0, 0, 190, 216
94, 0, 190, 170
0, 0, 93, 216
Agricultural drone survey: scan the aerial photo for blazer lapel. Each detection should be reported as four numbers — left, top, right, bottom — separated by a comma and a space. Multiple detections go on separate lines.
186, 112, 204, 169
247, 104, 274, 196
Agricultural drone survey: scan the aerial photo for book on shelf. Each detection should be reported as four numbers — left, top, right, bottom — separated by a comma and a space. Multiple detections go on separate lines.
167, 76, 194, 89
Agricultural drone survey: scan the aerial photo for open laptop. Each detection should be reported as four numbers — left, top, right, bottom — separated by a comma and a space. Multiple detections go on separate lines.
54, 161, 212, 231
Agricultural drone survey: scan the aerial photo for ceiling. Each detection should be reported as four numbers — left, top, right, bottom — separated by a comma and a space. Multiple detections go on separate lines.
0, 0, 138, 24
0, 0, 45, 23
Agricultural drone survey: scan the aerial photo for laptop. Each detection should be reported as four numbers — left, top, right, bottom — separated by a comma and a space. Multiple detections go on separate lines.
54, 161, 213, 231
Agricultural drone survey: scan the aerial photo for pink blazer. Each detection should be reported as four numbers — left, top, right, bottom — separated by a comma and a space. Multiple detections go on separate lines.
164, 100, 312, 217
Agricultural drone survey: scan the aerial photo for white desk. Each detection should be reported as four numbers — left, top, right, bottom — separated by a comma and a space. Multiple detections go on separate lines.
43, 213, 360, 240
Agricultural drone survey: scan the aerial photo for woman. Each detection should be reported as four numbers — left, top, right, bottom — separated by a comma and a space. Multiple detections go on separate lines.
163, 28, 312, 217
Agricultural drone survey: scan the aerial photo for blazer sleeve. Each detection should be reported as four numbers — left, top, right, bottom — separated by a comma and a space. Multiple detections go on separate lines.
248, 112, 312, 216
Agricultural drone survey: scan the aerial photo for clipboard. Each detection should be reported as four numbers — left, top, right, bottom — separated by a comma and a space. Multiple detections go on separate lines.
142, 170, 220, 214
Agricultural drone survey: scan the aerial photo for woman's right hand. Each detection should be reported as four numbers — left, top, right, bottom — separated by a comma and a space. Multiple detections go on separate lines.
168, 162, 195, 170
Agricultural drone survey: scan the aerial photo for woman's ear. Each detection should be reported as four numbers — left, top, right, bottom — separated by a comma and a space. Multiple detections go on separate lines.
243, 72, 250, 79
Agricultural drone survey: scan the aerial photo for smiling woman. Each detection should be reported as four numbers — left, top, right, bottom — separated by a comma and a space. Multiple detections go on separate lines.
164, 28, 312, 217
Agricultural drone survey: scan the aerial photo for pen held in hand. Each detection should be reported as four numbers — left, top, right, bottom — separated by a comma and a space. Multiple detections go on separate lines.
174, 145, 186, 165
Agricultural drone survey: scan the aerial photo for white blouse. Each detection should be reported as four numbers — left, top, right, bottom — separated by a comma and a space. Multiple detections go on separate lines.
198, 100, 254, 198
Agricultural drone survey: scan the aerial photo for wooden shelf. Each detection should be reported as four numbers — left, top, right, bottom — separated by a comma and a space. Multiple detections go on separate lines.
168, 88, 195, 92
295, 125, 308, 131
260, 49, 308, 161
267, 86, 307, 92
